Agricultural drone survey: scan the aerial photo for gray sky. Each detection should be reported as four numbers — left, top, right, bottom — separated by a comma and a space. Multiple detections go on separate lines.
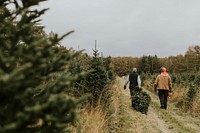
40, 0, 200, 57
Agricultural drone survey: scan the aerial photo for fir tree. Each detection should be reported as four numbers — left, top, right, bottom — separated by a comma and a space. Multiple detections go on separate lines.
85, 43, 108, 105
103, 56, 115, 80
0, 0, 83, 132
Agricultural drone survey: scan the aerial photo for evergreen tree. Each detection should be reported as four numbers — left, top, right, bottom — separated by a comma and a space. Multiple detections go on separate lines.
0, 0, 83, 132
111, 57, 139, 76
139, 55, 161, 74
103, 56, 115, 80
131, 87, 151, 114
85, 44, 108, 105
68, 52, 90, 97
185, 45, 200, 72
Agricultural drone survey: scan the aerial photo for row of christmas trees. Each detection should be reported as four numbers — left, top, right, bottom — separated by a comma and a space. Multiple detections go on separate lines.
0, 0, 115, 132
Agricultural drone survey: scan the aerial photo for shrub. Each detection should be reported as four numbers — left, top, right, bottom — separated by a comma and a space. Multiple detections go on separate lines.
187, 83, 198, 102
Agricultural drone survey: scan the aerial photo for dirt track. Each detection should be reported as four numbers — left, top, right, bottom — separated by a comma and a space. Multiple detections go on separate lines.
110, 77, 200, 133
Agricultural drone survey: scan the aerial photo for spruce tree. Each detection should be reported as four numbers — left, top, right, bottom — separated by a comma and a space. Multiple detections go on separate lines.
0, 0, 83, 132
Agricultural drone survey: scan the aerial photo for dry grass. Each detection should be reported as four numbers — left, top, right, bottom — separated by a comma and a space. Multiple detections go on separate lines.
69, 105, 108, 133
170, 85, 186, 102
79, 106, 108, 133
74, 77, 124, 133
191, 91, 200, 115
69, 78, 120, 133
77, 78, 123, 133
172, 85, 200, 115
142, 79, 154, 91
143, 79, 200, 115
107, 77, 124, 133
192, 98, 200, 115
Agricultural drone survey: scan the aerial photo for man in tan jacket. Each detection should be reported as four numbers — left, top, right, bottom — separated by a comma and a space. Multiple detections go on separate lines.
154, 67, 172, 110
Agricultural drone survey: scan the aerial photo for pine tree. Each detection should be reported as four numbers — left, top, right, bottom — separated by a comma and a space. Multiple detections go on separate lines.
0, 0, 83, 132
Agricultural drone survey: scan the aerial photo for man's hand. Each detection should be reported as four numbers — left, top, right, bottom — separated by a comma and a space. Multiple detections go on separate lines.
154, 87, 157, 92
169, 86, 172, 92
124, 85, 126, 90
154, 84, 157, 92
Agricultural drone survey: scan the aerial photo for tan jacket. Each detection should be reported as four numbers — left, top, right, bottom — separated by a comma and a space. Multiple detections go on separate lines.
155, 73, 172, 90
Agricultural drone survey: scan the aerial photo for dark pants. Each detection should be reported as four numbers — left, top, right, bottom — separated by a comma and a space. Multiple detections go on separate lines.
158, 90, 169, 109
129, 86, 137, 98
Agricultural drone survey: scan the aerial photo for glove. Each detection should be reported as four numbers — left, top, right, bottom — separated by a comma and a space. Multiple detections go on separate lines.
124, 85, 126, 90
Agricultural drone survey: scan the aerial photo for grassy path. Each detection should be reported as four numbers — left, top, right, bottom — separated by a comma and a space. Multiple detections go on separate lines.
109, 77, 200, 133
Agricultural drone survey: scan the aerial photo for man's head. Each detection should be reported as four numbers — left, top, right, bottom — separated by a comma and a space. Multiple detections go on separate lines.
133, 68, 137, 72
161, 67, 167, 72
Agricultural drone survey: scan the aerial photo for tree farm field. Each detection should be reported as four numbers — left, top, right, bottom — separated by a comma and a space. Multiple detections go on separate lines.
108, 77, 200, 133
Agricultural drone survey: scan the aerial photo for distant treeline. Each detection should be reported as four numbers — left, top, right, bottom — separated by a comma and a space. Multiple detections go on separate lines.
111, 45, 200, 76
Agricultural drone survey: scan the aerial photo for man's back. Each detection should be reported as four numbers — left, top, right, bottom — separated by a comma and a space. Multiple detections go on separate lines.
156, 74, 172, 90
129, 72, 139, 88
124, 67, 141, 89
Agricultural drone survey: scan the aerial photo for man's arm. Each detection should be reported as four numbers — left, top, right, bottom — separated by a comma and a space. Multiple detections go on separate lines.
137, 75, 141, 88
124, 75, 129, 89
154, 75, 159, 92
168, 76, 172, 91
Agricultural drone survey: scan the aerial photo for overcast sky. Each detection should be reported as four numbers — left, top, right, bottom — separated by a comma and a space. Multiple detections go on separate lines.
40, 0, 200, 57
